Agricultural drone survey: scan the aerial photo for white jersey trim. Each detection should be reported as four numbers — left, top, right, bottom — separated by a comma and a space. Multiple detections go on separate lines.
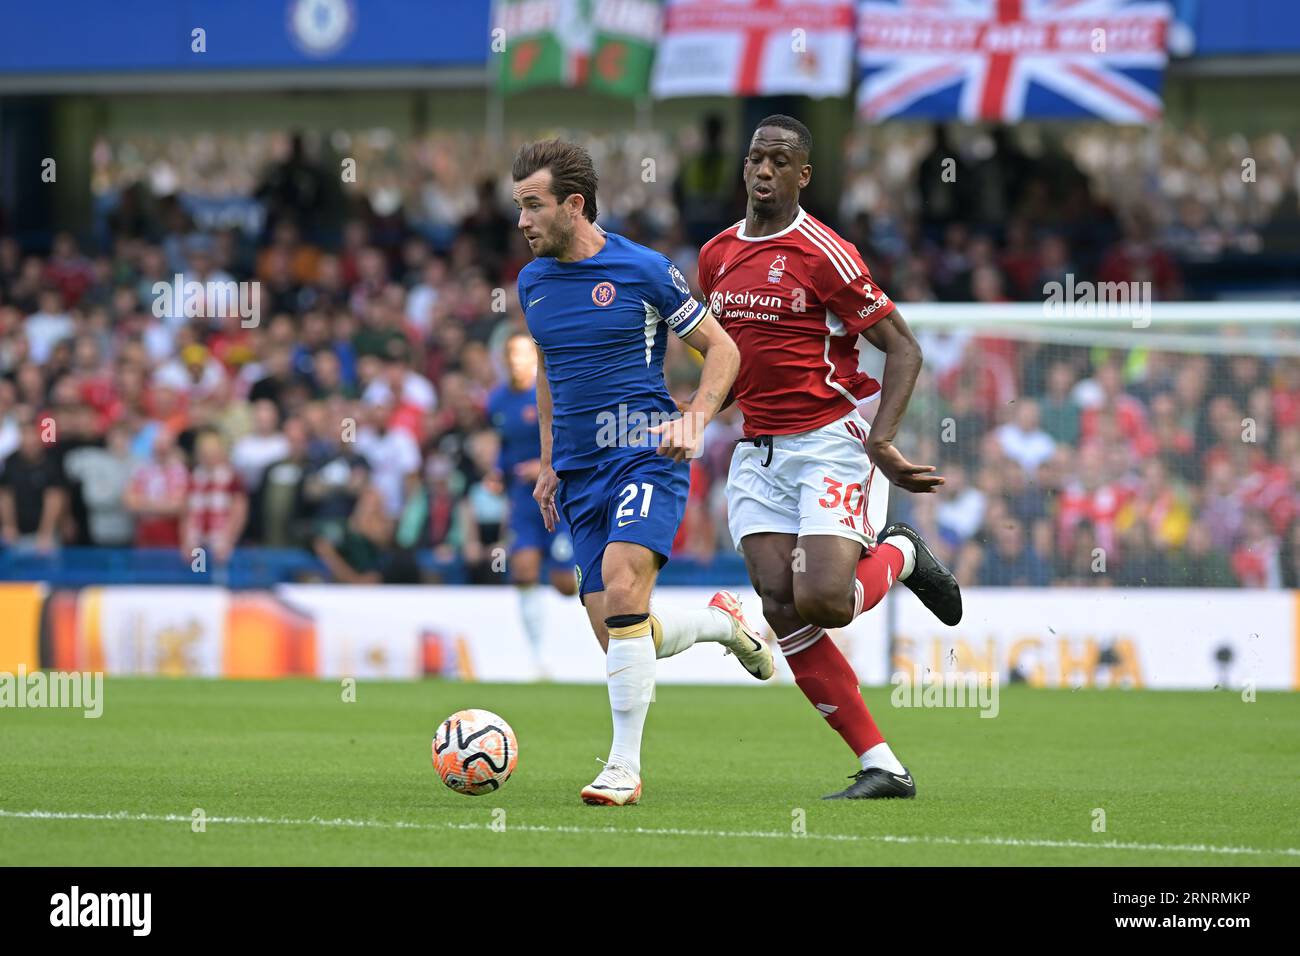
797, 217, 862, 286
735, 206, 807, 242
640, 302, 659, 367
822, 309, 859, 407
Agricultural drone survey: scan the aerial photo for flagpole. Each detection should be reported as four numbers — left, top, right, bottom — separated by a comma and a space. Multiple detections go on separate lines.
487, 0, 506, 183
487, 87, 505, 159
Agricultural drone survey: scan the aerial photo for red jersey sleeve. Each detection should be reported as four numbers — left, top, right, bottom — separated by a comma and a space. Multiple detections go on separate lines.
695, 240, 718, 303
813, 238, 895, 336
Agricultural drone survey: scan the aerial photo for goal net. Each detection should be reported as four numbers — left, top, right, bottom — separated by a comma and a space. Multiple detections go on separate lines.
871, 302, 1300, 591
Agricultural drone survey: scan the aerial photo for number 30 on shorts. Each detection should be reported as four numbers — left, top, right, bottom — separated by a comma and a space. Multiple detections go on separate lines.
818, 477, 864, 516
615, 482, 655, 526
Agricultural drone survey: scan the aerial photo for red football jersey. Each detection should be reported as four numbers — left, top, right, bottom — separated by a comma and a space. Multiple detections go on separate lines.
698, 207, 895, 437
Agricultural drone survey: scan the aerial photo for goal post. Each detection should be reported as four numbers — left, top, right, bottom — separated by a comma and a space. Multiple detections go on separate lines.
869, 300, 1300, 681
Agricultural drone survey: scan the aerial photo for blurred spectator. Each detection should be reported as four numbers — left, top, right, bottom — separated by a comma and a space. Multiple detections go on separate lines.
44, 233, 95, 308
421, 454, 463, 563
311, 483, 419, 584
1170, 523, 1237, 587
1232, 510, 1282, 588
917, 125, 971, 237
995, 399, 1056, 475
1120, 457, 1193, 552
356, 398, 421, 517
1055, 520, 1105, 586
1078, 360, 1152, 454
255, 132, 328, 237
25, 290, 75, 364
249, 416, 311, 547
0, 415, 67, 552
458, 430, 507, 584
1148, 390, 1197, 481
361, 348, 437, 417
1200, 458, 1246, 553
232, 398, 290, 489
247, 343, 298, 411
977, 516, 1050, 587
124, 429, 189, 547
303, 429, 371, 543
62, 421, 137, 546
154, 341, 228, 402
180, 429, 247, 564
1116, 519, 1171, 587
406, 256, 447, 337
935, 463, 985, 552
1098, 211, 1183, 301
1037, 361, 1081, 445
256, 220, 321, 286
675, 115, 739, 249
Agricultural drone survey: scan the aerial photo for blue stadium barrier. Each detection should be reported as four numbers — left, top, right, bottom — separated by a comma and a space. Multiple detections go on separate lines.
0, 547, 752, 589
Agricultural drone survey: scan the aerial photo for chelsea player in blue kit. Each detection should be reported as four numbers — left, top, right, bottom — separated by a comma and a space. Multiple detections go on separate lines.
512, 140, 775, 805
487, 332, 578, 677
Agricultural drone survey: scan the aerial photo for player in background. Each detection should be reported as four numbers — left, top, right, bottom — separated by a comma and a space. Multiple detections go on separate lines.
487, 331, 578, 678
512, 140, 774, 806
696, 115, 962, 800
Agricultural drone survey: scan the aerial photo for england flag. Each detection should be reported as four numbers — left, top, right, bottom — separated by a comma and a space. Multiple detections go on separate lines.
653, 0, 856, 98
857, 0, 1172, 122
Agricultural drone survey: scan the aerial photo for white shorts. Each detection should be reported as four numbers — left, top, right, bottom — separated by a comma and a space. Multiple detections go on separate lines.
726, 408, 889, 552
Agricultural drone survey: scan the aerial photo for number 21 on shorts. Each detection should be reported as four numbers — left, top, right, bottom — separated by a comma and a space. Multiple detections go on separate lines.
615, 482, 654, 528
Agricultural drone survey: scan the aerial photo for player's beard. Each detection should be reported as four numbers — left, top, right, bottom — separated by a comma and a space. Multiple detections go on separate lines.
537, 207, 577, 259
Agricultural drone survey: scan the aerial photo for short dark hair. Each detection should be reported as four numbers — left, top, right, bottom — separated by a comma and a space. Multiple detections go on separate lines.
754, 114, 813, 158
511, 139, 599, 223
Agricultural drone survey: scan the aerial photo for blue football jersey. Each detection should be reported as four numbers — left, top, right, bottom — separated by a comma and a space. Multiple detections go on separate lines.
487, 383, 541, 491
519, 232, 707, 472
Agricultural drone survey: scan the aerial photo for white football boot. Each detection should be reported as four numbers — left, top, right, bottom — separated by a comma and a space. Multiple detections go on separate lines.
709, 590, 775, 680
580, 762, 642, 806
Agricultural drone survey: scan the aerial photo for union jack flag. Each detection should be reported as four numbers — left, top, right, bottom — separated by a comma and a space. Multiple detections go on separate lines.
857, 0, 1172, 122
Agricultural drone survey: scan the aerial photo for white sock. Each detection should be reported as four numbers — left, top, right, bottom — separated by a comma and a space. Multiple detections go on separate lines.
652, 607, 732, 659
518, 585, 546, 653
859, 742, 906, 775
884, 535, 917, 580
606, 635, 656, 776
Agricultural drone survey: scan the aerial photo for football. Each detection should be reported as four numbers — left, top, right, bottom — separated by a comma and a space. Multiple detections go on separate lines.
432, 709, 519, 795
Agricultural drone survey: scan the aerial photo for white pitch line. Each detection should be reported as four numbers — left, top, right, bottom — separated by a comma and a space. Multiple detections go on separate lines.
1, 809, 1296, 859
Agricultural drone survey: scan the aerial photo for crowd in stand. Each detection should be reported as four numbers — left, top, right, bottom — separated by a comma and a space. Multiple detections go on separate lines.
1, 122, 1298, 587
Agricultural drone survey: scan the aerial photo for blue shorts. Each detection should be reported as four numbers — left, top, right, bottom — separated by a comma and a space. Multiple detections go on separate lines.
556, 451, 690, 601
508, 486, 573, 574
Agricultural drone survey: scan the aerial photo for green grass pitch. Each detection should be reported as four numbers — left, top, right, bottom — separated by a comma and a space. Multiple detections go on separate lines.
1, 678, 1297, 866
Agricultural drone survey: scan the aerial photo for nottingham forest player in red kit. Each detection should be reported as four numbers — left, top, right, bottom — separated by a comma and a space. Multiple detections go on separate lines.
697, 115, 963, 800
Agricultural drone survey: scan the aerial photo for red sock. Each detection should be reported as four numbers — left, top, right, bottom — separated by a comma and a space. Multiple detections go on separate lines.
780, 626, 885, 757
852, 542, 904, 619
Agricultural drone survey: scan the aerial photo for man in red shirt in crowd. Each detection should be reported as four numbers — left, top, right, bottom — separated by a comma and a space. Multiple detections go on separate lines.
696, 116, 962, 800
124, 429, 190, 547
180, 429, 247, 565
